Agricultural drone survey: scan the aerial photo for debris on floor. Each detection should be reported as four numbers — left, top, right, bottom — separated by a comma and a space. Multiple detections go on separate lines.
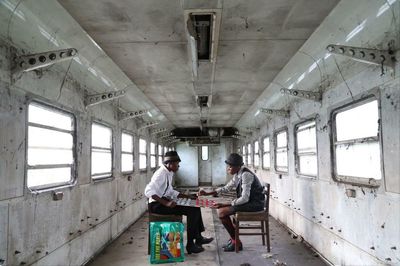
261, 253, 274, 259
273, 260, 287, 266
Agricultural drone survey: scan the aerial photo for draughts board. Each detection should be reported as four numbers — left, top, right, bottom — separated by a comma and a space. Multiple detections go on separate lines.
175, 198, 216, 208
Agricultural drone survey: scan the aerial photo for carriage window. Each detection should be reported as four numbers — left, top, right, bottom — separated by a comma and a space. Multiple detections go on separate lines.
295, 120, 317, 177
121, 133, 134, 173
201, 146, 209, 160
254, 141, 260, 167
247, 143, 252, 165
91, 123, 113, 179
139, 139, 147, 170
275, 129, 288, 172
333, 99, 381, 184
242, 145, 246, 164
150, 142, 156, 168
27, 102, 75, 190
262, 137, 270, 169
158, 144, 163, 166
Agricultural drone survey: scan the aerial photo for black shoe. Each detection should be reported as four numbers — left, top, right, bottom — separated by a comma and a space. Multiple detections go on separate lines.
223, 241, 243, 252
186, 243, 205, 254
222, 239, 232, 248
196, 237, 214, 245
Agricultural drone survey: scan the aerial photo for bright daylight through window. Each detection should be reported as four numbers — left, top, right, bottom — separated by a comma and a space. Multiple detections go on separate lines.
254, 141, 260, 167
150, 142, 156, 168
333, 99, 381, 182
275, 130, 288, 172
296, 120, 317, 176
139, 138, 147, 170
262, 137, 270, 169
201, 146, 209, 161
91, 123, 112, 179
121, 133, 133, 172
27, 102, 75, 189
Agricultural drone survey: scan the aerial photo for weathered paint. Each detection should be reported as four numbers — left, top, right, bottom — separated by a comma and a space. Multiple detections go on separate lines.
238, 1, 400, 264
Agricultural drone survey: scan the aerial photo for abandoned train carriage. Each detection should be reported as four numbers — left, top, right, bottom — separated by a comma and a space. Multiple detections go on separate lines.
0, 0, 399, 265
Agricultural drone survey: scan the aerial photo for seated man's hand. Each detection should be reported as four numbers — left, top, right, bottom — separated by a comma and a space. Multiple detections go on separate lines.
197, 189, 206, 196
211, 202, 231, 209
165, 200, 176, 208
211, 202, 223, 209
189, 194, 198, 199
198, 189, 218, 197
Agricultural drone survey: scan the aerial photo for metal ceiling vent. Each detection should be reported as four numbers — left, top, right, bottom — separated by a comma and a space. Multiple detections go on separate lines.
185, 9, 221, 78
189, 14, 213, 60
196, 95, 210, 108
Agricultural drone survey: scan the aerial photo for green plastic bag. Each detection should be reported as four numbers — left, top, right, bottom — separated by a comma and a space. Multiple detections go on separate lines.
150, 222, 185, 264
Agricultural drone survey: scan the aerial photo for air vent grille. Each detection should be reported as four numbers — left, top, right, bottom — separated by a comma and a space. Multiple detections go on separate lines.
191, 14, 212, 60
196, 95, 210, 107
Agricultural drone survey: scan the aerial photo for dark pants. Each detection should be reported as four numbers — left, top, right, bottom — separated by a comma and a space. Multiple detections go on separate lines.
149, 202, 205, 244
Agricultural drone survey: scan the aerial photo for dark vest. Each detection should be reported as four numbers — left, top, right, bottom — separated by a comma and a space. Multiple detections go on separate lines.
236, 167, 265, 206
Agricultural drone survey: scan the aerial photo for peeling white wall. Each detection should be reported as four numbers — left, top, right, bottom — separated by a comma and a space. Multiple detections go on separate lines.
245, 82, 400, 266
236, 1, 400, 265
175, 143, 199, 187
0, 8, 153, 266
175, 140, 233, 187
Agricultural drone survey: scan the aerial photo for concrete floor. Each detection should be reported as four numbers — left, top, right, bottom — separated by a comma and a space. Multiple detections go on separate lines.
87, 207, 328, 266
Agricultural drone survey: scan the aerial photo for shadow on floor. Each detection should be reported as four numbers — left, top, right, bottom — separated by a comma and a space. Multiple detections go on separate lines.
87, 208, 328, 266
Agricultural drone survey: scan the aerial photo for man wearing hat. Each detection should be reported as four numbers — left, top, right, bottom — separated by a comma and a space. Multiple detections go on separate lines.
145, 151, 213, 254
198, 153, 265, 252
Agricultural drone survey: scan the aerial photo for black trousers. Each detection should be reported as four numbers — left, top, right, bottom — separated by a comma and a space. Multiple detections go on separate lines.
149, 202, 205, 243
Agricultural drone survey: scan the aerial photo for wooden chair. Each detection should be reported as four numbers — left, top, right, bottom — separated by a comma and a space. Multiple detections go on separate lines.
233, 183, 271, 253
147, 205, 182, 255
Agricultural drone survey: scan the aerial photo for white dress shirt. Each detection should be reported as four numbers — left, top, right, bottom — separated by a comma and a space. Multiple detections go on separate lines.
144, 164, 180, 203
216, 166, 254, 206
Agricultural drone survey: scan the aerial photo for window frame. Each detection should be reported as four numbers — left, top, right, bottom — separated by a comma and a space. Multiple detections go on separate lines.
262, 136, 271, 170
201, 146, 209, 161
274, 127, 289, 173
26, 100, 77, 192
247, 142, 252, 166
90, 121, 114, 181
139, 138, 147, 171
121, 131, 134, 174
242, 145, 246, 164
294, 118, 318, 179
157, 144, 163, 166
331, 96, 383, 187
254, 140, 260, 168
150, 141, 156, 169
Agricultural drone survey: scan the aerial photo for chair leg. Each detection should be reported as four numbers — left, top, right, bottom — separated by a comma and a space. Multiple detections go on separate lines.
261, 221, 265, 246
148, 221, 151, 255
235, 218, 239, 253
266, 217, 270, 252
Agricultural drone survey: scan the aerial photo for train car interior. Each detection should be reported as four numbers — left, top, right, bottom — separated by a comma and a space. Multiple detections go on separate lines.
0, 0, 399, 265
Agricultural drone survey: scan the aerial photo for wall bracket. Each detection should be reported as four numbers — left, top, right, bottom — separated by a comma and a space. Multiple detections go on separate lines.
138, 121, 159, 131
12, 48, 78, 74
167, 139, 180, 144
326, 44, 397, 69
280, 88, 322, 102
151, 128, 169, 135
118, 109, 148, 121
85, 89, 126, 107
232, 134, 246, 139
260, 108, 290, 117
159, 132, 174, 139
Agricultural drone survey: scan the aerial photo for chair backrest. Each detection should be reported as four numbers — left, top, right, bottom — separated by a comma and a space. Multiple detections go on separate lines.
264, 183, 270, 213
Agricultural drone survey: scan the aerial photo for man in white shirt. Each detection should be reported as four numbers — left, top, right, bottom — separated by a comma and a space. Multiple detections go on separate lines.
145, 151, 213, 254
198, 153, 265, 252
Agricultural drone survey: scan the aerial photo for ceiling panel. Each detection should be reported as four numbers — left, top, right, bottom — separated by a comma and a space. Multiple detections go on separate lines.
60, 0, 340, 129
